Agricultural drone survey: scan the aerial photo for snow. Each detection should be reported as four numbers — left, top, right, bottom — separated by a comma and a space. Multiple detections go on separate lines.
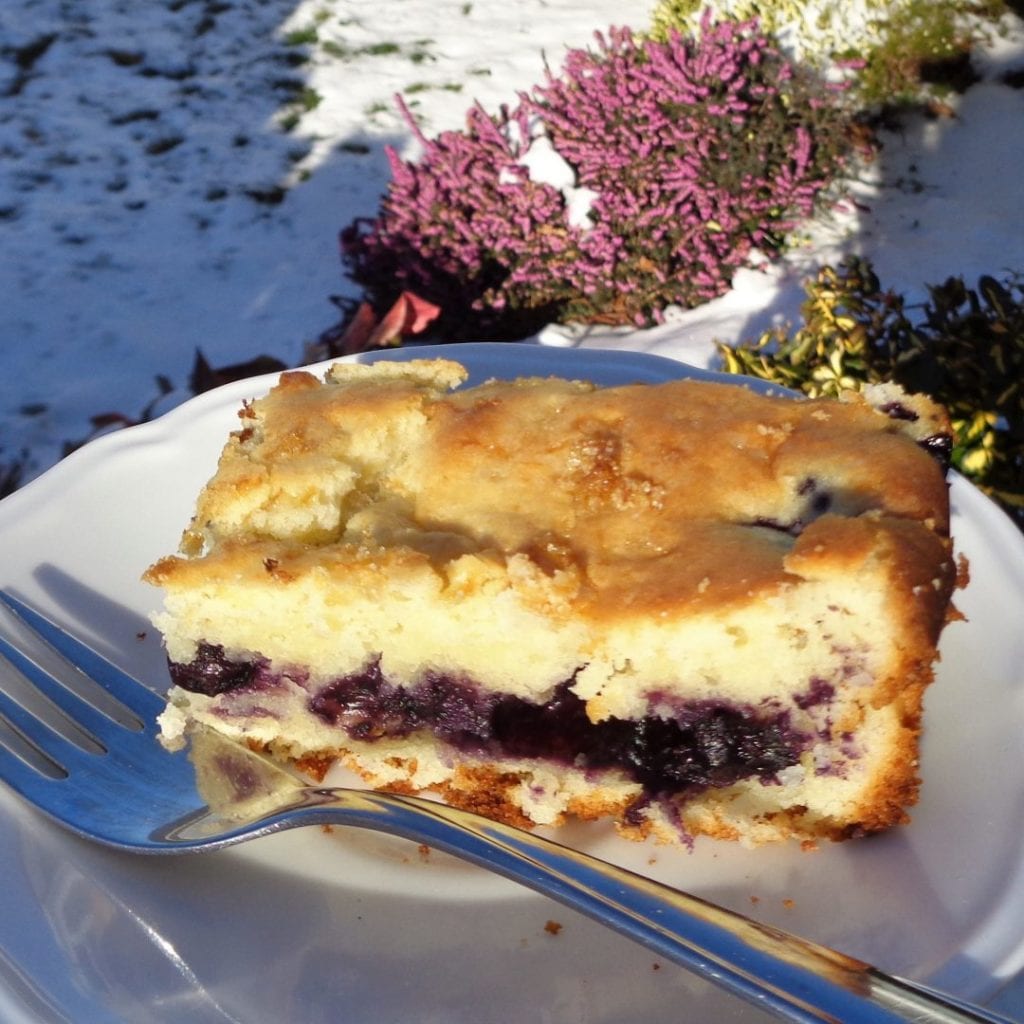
3, 0, 1024, 489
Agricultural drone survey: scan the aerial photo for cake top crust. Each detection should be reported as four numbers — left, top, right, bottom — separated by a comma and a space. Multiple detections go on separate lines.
146, 358, 953, 626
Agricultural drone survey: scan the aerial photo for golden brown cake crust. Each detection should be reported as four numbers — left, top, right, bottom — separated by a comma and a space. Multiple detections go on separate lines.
149, 360, 951, 623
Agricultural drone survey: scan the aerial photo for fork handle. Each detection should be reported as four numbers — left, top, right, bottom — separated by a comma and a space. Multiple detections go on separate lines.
273, 788, 1014, 1024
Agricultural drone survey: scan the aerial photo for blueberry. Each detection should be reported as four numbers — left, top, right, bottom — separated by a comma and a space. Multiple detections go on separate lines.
920, 432, 953, 471
168, 643, 260, 696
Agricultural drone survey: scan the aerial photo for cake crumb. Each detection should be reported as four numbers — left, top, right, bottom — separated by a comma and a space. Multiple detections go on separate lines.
956, 553, 971, 588
782, 898, 795, 910
417, 843, 431, 860
544, 919, 563, 936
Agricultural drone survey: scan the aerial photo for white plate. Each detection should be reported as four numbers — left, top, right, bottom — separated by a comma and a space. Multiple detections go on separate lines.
1, 343, 1023, 1023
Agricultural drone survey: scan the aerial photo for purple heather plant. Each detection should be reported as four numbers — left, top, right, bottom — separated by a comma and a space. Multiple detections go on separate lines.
342, 96, 577, 340
342, 14, 860, 339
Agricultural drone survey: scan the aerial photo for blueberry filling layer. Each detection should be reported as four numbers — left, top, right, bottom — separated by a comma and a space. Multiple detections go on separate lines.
169, 646, 807, 797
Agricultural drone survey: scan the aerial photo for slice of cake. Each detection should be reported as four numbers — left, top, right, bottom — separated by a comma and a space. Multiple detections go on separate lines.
144, 357, 960, 846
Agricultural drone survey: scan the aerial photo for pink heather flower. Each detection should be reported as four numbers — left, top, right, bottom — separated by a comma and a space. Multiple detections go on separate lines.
342, 15, 858, 338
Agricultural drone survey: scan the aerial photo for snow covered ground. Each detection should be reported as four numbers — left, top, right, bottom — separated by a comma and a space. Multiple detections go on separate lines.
2, 0, 1024, 489
1, 0, 655, 483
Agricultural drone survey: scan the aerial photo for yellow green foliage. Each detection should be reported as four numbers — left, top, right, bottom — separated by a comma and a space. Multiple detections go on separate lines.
649, 0, 1014, 109
651, 0, 890, 55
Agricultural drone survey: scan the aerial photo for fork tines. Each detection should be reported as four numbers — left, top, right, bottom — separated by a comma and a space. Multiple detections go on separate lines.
0, 591, 162, 786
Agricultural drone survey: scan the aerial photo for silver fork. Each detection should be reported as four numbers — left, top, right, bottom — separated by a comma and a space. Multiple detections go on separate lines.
0, 591, 1015, 1024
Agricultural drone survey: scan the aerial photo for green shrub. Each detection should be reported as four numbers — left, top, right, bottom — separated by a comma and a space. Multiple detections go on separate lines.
718, 257, 1024, 525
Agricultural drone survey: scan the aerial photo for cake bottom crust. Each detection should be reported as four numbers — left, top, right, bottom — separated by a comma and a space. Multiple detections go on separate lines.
273, 721, 920, 847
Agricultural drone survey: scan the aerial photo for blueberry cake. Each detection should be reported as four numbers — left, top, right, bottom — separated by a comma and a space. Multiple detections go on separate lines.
144, 358, 959, 846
